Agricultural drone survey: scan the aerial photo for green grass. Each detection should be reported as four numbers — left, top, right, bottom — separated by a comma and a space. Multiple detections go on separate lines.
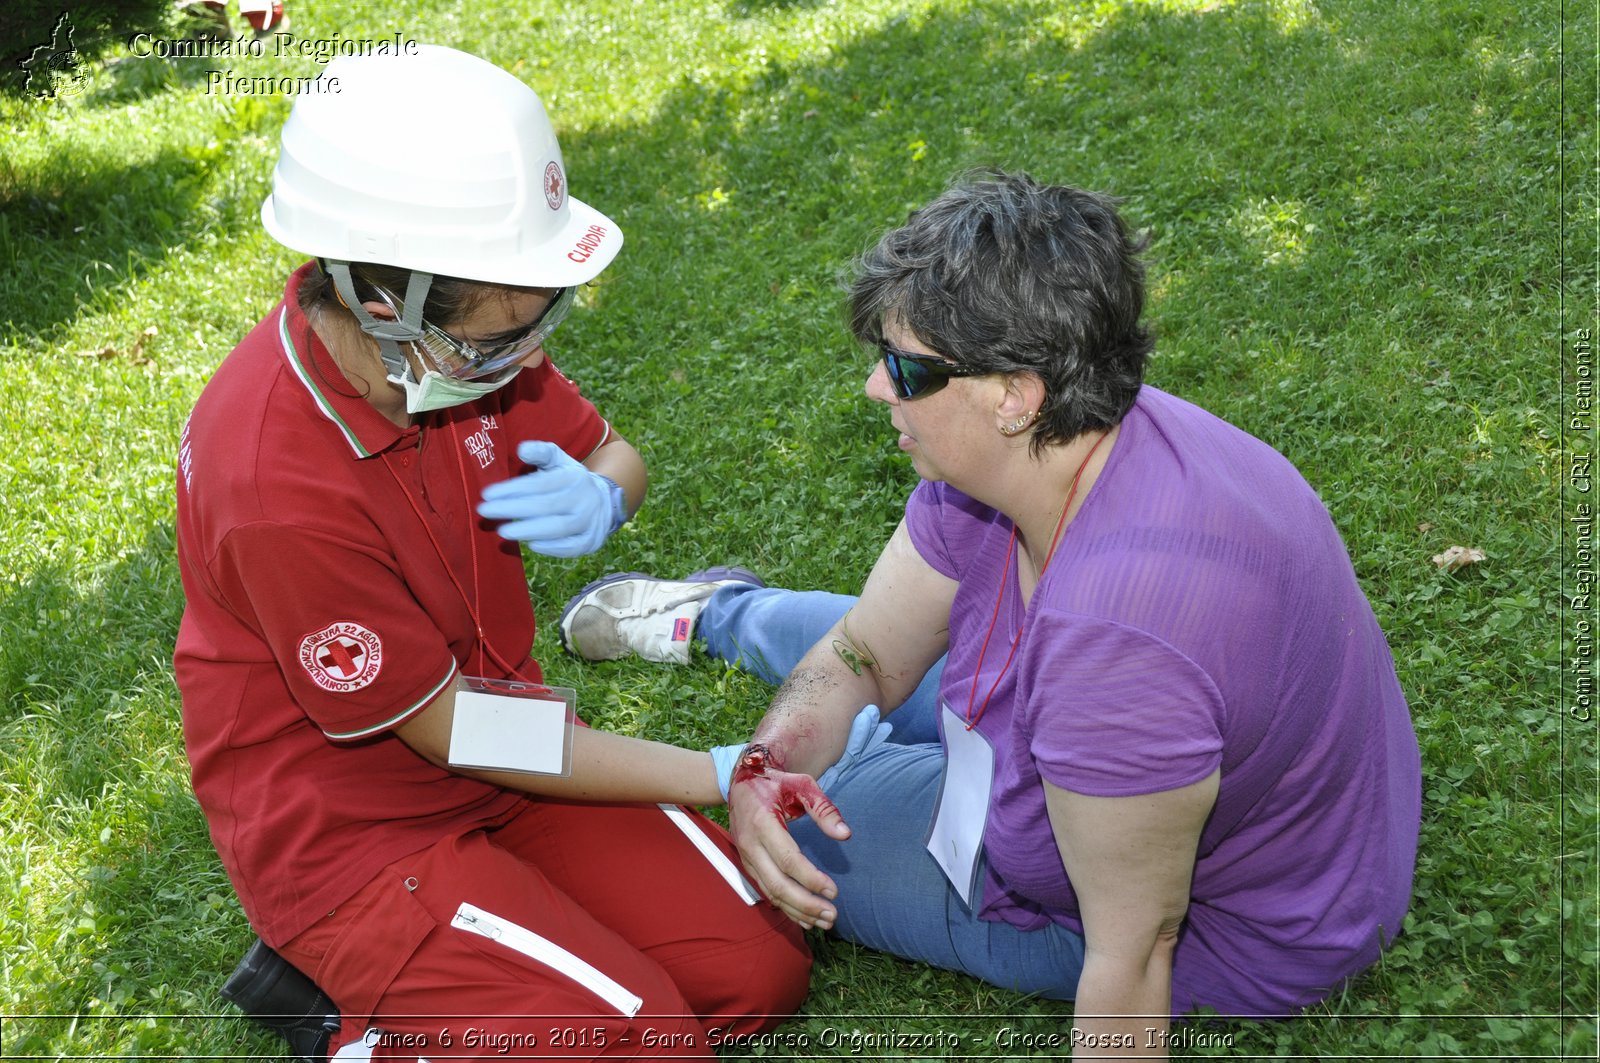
1, 0, 1593, 1058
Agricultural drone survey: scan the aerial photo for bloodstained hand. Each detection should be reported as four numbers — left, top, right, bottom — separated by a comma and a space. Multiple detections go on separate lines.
728, 745, 851, 929
732, 743, 842, 826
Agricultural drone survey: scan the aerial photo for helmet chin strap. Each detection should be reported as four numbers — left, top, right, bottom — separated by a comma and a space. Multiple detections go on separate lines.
325, 260, 435, 378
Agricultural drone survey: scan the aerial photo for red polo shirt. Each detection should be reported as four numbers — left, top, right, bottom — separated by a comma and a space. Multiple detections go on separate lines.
174, 263, 613, 944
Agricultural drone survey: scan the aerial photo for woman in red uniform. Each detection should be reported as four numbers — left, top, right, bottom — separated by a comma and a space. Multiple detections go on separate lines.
174, 45, 810, 1061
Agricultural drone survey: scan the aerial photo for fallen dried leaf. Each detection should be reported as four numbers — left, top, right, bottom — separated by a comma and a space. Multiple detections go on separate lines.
130, 325, 158, 364
75, 325, 158, 366
1431, 545, 1485, 571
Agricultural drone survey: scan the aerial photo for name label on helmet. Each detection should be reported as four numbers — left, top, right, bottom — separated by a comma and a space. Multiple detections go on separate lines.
567, 225, 610, 264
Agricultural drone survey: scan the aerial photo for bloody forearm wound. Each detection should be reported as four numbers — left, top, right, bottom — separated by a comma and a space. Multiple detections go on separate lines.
732, 743, 780, 786
731, 743, 839, 825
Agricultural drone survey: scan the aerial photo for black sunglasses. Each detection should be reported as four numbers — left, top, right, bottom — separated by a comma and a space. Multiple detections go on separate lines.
878, 343, 986, 400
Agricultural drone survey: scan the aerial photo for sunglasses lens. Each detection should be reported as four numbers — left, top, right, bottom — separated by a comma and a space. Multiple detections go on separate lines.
881, 346, 942, 399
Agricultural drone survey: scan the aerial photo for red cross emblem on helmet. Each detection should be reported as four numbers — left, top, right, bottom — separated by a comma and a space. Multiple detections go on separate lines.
299, 621, 383, 693
544, 161, 566, 211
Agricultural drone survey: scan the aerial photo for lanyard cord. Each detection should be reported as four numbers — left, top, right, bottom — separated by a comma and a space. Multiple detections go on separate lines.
448, 428, 487, 678
963, 430, 1109, 730
383, 421, 531, 680
309, 314, 530, 680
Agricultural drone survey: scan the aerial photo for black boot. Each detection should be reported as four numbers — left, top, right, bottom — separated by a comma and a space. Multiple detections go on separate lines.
220, 937, 341, 1062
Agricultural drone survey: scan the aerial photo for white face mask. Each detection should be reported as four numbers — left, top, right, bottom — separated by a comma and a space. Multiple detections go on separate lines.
387, 354, 521, 414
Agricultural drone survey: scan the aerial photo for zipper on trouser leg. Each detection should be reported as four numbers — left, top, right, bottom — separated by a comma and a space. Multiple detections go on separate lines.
450, 902, 644, 1018
656, 804, 761, 905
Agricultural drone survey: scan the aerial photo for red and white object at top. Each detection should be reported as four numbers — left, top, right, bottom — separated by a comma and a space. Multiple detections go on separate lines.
201, 0, 287, 33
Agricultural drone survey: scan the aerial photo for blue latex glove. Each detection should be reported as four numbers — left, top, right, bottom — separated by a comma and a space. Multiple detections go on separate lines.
818, 704, 892, 791
711, 704, 892, 802
478, 440, 626, 557
710, 744, 745, 802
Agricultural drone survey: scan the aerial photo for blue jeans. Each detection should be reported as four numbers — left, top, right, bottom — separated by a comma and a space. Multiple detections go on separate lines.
697, 583, 1085, 1000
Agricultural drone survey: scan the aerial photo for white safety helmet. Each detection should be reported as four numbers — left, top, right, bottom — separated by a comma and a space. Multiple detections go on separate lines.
260, 44, 620, 289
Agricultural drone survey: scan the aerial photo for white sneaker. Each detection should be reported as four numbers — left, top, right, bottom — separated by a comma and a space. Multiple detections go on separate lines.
558, 567, 764, 664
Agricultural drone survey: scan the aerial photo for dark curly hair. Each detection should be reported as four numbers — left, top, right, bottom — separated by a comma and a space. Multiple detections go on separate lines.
849, 171, 1154, 454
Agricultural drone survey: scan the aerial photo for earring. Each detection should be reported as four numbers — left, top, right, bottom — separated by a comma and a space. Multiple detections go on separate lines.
1000, 411, 1036, 437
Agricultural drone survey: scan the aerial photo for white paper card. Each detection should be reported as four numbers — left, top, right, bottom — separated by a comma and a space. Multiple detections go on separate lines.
448, 689, 570, 775
925, 701, 996, 908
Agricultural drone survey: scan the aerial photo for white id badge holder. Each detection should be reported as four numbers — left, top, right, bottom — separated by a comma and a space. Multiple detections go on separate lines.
447, 677, 577, 777
925, 701, 997, 909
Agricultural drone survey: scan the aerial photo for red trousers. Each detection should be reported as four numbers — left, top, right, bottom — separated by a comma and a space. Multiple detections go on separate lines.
279, 799, 810, 1060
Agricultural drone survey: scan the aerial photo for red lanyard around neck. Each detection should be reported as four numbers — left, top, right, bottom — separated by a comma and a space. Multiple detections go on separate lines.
385, 419, 530, 680
963, 430, 1109, 730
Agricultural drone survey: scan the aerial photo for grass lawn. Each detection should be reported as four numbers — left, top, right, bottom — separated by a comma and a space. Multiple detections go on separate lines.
1, 0, 1593, 1058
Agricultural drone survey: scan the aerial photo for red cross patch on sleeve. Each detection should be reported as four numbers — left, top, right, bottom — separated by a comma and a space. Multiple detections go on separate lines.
298, 621, 384, 693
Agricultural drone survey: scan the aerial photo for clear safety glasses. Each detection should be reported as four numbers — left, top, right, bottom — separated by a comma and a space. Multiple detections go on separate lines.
376, 285, 576, 380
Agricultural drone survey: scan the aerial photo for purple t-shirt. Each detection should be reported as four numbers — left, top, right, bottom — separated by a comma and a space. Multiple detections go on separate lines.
905, 385, 1420, 1016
